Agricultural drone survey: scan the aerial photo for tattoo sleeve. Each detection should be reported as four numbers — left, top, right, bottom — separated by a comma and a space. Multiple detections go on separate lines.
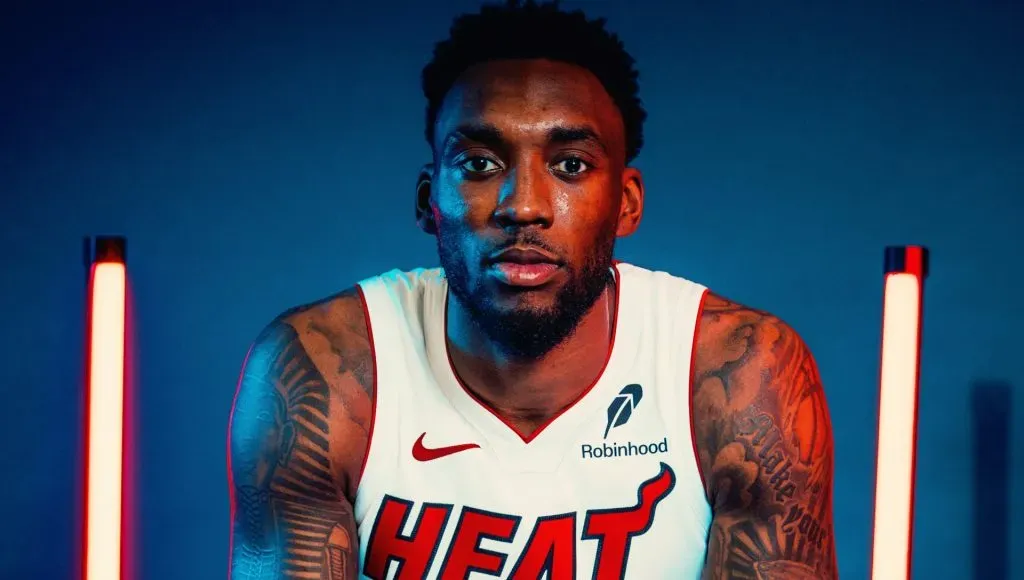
694, 295, 837, 579
229, 301, 370, 580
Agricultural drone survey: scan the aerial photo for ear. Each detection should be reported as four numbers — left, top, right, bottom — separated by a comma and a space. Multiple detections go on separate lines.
415, 163, 436, 235
616, 166, 645, 237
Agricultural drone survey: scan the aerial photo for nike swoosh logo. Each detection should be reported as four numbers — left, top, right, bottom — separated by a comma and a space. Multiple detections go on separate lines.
412, 432, 480, 462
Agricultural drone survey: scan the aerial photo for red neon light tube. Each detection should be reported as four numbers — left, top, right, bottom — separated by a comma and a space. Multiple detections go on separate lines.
870, 245, 928, 580
84, 236, 127, 580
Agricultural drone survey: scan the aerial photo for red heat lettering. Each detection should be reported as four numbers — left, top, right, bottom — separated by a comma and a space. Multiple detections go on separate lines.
439, 507, 520, 578
509, 513, 576, 580
363, 495, 452, 579
364, 464, 675, 579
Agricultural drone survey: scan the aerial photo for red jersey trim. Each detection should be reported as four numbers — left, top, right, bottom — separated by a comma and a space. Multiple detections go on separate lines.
355, 285, 378, 491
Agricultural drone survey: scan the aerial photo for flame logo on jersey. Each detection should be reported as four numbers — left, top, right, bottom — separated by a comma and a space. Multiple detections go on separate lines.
604, 384, 643, 439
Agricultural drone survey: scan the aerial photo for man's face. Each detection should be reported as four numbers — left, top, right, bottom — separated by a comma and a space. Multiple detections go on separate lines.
422, 59, 643, 358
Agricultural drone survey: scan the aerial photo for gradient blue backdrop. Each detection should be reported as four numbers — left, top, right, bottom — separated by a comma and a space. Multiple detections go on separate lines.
3, 1, 1022, 578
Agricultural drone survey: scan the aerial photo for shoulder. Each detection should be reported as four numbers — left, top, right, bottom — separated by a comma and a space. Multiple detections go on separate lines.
694, 291, 817, 395
234, 286, 375, 501
248, 287, 373, 398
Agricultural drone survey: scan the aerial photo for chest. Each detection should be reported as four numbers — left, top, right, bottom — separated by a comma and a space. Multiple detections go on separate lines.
353, 369, 708, 579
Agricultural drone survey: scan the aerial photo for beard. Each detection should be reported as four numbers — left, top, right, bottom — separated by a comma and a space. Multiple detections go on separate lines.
437, 228, 616, 360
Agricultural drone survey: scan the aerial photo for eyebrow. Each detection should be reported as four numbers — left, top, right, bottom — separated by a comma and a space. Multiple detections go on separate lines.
444, 122, 505, 153
548, 126, 607, 154
443, 123, 608, 155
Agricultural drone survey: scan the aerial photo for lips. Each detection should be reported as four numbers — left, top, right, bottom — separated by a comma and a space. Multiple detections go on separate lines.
487, 247, 562, 288
490, 247, 559, 264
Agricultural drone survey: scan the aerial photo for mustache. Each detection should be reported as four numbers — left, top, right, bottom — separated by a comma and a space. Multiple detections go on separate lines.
490, 233, 559, 255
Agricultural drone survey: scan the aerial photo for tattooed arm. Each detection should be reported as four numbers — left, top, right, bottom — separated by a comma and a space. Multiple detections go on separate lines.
229, 291, 374, 580
693, 294, 837, 579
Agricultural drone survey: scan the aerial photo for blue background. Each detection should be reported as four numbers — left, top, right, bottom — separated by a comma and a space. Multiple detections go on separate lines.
2, 0, 1022, 578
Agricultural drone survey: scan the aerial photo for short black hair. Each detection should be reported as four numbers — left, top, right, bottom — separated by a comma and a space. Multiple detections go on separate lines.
421, 0, 646, 162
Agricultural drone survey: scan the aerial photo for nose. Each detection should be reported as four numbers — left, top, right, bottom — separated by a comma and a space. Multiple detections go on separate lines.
492, 164, 554, 229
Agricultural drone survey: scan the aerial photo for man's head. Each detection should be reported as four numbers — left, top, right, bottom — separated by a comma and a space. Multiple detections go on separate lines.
416, 0, 647, 359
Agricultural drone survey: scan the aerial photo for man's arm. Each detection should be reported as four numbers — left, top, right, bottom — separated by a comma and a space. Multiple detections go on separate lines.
693, 294, 837, 579
229, 294, 373, 579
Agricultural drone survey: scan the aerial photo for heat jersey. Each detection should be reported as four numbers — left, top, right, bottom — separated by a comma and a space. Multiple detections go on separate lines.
353, 262, 712, 580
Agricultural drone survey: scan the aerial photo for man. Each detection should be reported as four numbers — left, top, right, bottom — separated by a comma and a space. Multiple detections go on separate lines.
228, 1, 837, 578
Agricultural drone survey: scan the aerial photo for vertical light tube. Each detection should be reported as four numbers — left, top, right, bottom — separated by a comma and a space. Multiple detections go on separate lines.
85, 237, 127, 580
870, 245, 928, 580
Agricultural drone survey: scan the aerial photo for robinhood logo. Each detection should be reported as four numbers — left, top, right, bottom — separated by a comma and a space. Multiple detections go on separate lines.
582, 384, 670, 460
604, 384, 643, 438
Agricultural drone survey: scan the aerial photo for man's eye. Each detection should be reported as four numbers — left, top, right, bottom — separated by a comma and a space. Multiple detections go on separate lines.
553, 157, 589, 175
461, 157, 500, 173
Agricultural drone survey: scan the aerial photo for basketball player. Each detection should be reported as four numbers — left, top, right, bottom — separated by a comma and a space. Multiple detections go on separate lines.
228, 1, 837, 578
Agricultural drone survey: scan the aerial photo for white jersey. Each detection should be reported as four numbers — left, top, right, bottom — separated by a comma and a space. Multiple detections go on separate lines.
353, 262, 712, 580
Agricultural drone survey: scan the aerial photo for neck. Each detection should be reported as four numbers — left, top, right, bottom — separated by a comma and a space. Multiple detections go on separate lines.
445, 281, 617, 432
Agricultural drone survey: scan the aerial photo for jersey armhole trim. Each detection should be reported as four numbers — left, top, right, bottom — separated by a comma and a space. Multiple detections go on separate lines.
688, 287, 710, 503
354, 284, 378, 491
